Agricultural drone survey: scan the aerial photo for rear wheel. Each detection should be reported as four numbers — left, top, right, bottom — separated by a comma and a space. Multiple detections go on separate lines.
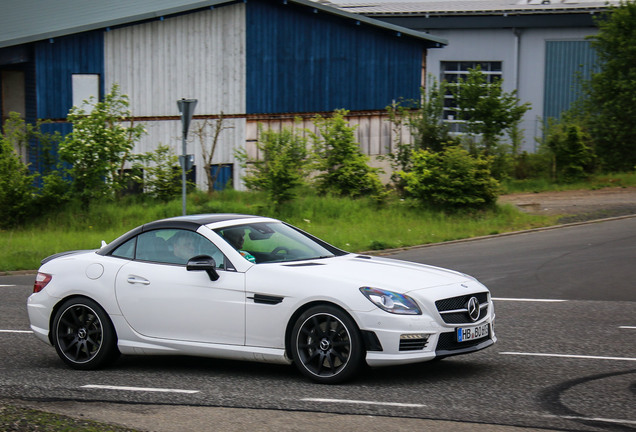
291, 305, 363, 384
52, 298, 119, 370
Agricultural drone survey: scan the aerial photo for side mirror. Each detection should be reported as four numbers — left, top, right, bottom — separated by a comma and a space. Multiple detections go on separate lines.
186, 255, 220, 281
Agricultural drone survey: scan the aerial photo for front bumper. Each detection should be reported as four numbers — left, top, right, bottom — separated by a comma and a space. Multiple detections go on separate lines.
356, 306, 496, 367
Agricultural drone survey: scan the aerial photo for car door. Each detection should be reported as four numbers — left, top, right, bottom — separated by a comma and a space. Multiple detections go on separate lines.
113, 229, 245, 345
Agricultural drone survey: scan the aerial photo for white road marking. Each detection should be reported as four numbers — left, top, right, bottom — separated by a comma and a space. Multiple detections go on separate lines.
544, 414, 636, 426
492, 298, 567, 302
81, 384, 199, 394
619, 326, 636, 329
500, 352, 636, 362
0, 330, 33, 334
0, 285, 16, 287
301, 398, 425, 408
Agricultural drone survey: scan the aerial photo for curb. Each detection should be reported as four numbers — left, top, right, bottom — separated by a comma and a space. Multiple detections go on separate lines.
364, 213, 636, 256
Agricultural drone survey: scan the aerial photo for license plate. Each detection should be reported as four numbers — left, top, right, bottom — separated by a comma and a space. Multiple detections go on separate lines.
457, 323, 489, 342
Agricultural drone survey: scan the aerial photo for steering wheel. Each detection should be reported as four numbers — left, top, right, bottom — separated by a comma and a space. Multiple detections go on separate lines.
271, 246, 290, 255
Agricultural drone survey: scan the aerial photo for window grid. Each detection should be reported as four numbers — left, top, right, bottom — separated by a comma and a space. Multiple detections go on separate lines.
441, 61, 503, 132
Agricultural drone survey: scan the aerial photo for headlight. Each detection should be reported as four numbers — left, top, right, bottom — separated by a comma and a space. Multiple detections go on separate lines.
360, 287, 421, 315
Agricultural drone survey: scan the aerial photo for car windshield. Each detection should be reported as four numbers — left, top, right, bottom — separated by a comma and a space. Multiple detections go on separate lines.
214, 222, 338, 264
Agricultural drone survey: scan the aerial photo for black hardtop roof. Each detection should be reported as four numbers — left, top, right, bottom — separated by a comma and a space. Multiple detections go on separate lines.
97, 214, 265, 256
144, 213, 263, 230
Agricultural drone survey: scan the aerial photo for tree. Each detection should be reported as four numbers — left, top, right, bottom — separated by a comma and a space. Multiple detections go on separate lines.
0, 115, 36, 227
584, 1, 636, 171
311, 110, 385, 200
59, 84, 146, 206
130, 144, 183, 201
452, 67, 530, 155
387, 79, 455, 158
544, 120, 596, 183
1, 111, 62, 175
237, 124, 308, 209
191, 113, 234, 193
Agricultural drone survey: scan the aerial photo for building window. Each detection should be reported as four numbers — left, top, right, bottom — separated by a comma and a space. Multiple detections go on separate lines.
72, 74, 100, 111
441, 61, 502, 132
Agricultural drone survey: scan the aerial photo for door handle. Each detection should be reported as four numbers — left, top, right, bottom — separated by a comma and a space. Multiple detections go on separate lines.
127, 276, 150, 285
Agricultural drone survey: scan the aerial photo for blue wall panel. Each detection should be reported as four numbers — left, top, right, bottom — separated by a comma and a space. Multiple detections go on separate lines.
210, 164, 233, 191
544, 40, 598, 120
34, 31, 104, 119
246, 1, 425, 114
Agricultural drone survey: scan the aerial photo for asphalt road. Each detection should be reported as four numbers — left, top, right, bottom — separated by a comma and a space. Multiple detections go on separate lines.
1, 216, 635, 431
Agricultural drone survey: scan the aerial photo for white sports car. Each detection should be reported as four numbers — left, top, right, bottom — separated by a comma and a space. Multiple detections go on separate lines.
28, 214, 496, 383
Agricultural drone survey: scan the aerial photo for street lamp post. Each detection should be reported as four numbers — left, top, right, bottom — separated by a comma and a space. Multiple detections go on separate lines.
177, 98, 197, 216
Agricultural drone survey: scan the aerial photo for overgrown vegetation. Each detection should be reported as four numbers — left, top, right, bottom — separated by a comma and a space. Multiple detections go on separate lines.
452, 66, 530, 158
397, 146, 500, 210
0, 189, 558, 272
310, 109, 385, 200
60, 84, 146, 207
0, 117, 37, 227
583, 0, 636, 171
236, 124, 308, 208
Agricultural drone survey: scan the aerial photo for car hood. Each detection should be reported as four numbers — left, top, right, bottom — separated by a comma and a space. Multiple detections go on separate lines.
262, 254, 474, 293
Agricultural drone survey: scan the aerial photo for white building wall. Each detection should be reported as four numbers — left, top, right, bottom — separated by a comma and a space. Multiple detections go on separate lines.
104, 4, 247, 189
426, 26, 596, 152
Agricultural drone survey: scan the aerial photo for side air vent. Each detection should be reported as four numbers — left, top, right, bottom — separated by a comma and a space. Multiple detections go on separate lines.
249, 294, 284, 305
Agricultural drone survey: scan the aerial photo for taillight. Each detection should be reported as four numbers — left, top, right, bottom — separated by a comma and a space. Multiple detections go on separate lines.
33, 273, 52, 293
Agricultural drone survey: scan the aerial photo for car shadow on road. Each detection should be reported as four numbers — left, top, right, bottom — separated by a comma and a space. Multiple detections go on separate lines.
113, 354, 494, 387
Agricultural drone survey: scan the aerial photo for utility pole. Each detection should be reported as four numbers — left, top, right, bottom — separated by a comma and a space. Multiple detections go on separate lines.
177, 98, 197, 216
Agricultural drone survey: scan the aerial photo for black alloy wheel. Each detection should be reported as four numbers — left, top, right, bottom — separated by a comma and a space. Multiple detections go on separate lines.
291, 305, 363, 384
52, 298, 119, 370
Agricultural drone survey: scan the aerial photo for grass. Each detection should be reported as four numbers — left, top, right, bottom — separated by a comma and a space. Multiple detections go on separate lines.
501, 172, 636, 194
0, 190, 557, 272
0, 403, 138, 432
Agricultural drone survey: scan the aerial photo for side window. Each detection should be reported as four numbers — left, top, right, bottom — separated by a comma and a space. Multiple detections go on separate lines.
136, 229, 225, 268
111, 237, 135, 259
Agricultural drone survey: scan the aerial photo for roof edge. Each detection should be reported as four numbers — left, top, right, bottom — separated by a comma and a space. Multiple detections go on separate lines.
0, 0, 230, 49
0, 0, 447, 49
292, 0, 448, 45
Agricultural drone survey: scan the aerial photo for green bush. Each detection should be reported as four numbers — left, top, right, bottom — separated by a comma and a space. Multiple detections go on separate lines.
37, 171, 71, 208
132, 144, 183, 201
545, 121, 596, 183
237, 124, 308, 208
0, 132, 36, 228
311, 110, 385, 200
398, 146, 500, 210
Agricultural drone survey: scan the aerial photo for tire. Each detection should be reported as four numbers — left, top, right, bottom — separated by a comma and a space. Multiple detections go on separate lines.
291, 305, 363, 384
52, 298, 119, 370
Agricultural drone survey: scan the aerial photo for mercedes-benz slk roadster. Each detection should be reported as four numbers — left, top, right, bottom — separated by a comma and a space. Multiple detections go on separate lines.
28, 214, 496, 383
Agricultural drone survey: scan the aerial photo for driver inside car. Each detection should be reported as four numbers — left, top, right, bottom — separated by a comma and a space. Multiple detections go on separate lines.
223, 228, 256, 263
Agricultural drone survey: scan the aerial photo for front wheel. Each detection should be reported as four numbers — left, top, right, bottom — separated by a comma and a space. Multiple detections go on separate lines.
52, 298, 119, 370
291, 305, 363, 384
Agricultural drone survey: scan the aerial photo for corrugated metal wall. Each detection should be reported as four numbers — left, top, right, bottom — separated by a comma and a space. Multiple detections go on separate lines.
544, 40, 597, 120
104, 4, 247, 189
34, 31, 104, 119
246, 1, 425, 114
104, 5, 246, 117
246, 112, 412, 159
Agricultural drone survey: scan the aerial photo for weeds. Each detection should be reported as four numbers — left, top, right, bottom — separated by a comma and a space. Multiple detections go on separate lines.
0, 191, 556, 272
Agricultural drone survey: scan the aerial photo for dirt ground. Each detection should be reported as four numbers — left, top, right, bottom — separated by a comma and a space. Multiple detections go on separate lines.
498, 186, 636, 223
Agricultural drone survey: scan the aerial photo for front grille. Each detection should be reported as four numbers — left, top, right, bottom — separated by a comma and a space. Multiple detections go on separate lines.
435, 292, 489, 324
436, 331, 489, 352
